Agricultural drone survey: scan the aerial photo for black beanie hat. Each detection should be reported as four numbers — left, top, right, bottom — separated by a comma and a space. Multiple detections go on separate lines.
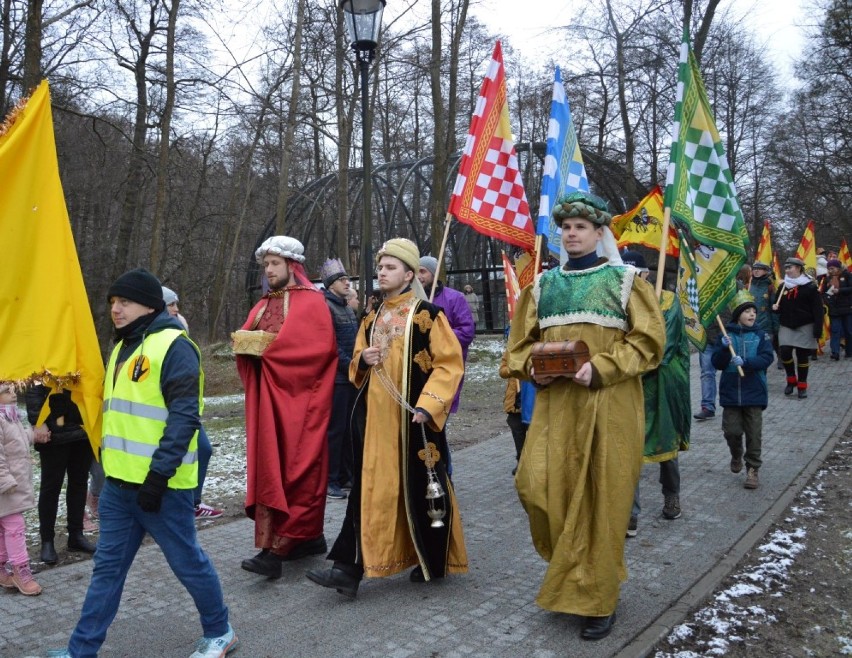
107, 268, 165, 311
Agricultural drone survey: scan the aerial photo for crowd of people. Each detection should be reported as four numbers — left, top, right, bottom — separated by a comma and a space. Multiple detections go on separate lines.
0, 192, 849, 656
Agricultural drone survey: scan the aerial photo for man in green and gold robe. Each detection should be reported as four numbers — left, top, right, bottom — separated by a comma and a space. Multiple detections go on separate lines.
506, 192, 665, 641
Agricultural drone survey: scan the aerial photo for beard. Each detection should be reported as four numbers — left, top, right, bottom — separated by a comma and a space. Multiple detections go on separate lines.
268, 273, 291, 290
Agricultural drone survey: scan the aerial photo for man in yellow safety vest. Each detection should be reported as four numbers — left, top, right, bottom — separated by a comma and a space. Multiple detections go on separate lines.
49, 268, 237, 658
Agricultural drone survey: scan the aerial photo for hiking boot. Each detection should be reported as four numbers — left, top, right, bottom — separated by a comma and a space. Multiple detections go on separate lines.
195, 502, 224, 520
305, 566, 360, 599
692, 408, 715, 420
730, 456, 744, 474
744, 467, 759, 489
327, 484, 347, 500
626, 516, 638, 538
189, 623, 239, 658
662, 495, 682, 520
241, 549, 283, 579
281, 535, 327, 561
0, 563, 14, 589
11, 562, 42, 596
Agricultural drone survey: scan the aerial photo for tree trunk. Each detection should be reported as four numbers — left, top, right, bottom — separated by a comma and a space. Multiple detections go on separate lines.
22, 0, 43, 95
149, 0, 179, 271
275, 0, 305, 235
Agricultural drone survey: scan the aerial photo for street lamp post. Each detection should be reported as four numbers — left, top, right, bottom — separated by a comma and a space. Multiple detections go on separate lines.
340, 0, 385, 311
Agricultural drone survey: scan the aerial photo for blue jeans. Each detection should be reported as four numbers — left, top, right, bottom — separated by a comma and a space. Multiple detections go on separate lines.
195, 427, 212, 505
698, 349, 717, 413
830, 314, 852, 356
67, 479, 228, 657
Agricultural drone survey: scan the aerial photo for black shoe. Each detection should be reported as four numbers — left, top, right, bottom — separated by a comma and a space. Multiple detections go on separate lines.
40, 541, 58, 564
798, 388, 808, 399
281, 535, 327, 561
581, 613, 616, 641
409, 566, 426, 582
67, 532, 96, 554
831, 353, 840, 361
305, 566, 360, 599
784, 383, 795, 395
241, 550, 283, 579
626, 516, 638, 538
693, 408, 714, 420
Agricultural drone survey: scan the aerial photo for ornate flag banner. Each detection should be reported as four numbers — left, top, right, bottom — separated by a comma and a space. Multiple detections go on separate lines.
675, 232, 707, 350
536, 67, 590, 256
449, 41, 535, 249
663, 31, 748, 321
611, 186, 679, 257
840, 238, 851, 270
514, 250, 536, 289
794, 220, 817, 272
0, 81, 105, 451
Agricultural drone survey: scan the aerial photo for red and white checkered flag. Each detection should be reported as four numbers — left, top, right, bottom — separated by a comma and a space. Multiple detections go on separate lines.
449, 42, 535, 249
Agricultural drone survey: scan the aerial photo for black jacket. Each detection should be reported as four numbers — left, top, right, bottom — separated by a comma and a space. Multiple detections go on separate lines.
777, 281, 824, 336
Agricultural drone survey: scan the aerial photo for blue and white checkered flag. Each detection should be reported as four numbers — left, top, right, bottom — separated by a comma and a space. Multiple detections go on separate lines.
536, 67, 590, 256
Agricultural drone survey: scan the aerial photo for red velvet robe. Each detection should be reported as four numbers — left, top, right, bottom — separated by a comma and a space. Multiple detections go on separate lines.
237, 286, 337, 543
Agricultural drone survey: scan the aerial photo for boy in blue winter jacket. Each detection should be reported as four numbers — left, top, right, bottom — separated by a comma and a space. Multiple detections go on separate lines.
711, 290, 775, 490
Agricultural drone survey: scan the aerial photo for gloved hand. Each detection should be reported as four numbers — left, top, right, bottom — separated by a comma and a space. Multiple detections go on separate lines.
721, 336, 731, 348
731, 355, 744, 367
137, 471, 169, 513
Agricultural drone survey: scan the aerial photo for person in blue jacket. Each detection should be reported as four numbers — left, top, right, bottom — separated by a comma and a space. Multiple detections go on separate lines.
711, 290, 775, 491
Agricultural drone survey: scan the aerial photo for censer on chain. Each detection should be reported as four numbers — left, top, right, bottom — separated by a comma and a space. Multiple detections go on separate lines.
420, 427, 447, 528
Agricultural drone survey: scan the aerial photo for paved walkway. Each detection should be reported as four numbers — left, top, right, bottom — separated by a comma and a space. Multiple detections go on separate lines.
3, 355, 851, 658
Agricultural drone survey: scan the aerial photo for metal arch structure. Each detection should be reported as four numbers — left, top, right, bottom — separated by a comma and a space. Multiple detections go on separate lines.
245, 143, 647, 323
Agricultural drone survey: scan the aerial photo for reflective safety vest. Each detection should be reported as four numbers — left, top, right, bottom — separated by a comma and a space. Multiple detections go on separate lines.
102, 328, 203, 489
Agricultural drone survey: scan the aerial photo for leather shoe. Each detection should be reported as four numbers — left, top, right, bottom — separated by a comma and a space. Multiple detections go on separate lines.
581, 613, 616, 641
305, 566, 360, 599
241, 550, 283, 579
40, 541, 58, 564
281, 535, 328, 561
67, 532, 96, 554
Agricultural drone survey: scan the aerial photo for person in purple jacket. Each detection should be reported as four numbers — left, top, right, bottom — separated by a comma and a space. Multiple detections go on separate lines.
418, 256, 475, 417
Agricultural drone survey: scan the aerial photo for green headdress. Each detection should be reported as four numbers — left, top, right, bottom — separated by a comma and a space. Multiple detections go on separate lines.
551, 191, 613, 227
728, 289, 756, 321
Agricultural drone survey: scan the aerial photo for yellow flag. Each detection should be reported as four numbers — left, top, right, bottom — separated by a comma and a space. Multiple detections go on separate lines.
0, 81, 104, 453
611, 186, 679, 257
839, 238, 851, 270
794, 220, 817, 273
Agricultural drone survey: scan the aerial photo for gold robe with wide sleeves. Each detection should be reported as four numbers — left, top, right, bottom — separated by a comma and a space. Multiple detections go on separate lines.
349, 291, 468, 580
506, 263, 665, 616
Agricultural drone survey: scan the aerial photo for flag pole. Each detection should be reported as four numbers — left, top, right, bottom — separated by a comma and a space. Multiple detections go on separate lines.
430, 211, 454, 302
654, 206, 672, 298
533, 234, 545, 276
715, 315, 744, 377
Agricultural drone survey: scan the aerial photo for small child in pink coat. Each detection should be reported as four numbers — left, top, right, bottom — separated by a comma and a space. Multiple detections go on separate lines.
0, 383, 46, 595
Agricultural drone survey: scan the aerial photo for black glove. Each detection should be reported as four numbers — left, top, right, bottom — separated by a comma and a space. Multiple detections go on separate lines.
137, 471, 169, 513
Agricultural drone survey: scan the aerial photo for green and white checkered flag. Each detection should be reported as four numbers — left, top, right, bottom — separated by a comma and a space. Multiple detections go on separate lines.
664, 31, 747, 323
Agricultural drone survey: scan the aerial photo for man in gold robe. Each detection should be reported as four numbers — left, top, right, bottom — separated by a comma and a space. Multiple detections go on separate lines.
307, 238, 468, 598
506, 192, 665, 640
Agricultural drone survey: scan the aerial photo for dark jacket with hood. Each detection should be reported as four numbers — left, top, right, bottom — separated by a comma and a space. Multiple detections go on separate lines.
110, 310, 201, 480
711, 322, 775, 409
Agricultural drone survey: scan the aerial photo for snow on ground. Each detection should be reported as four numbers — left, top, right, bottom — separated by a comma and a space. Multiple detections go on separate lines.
654, 484, 820, 658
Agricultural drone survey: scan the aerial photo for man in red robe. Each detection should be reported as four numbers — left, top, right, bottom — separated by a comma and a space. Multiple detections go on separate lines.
236, 236, 338, 579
